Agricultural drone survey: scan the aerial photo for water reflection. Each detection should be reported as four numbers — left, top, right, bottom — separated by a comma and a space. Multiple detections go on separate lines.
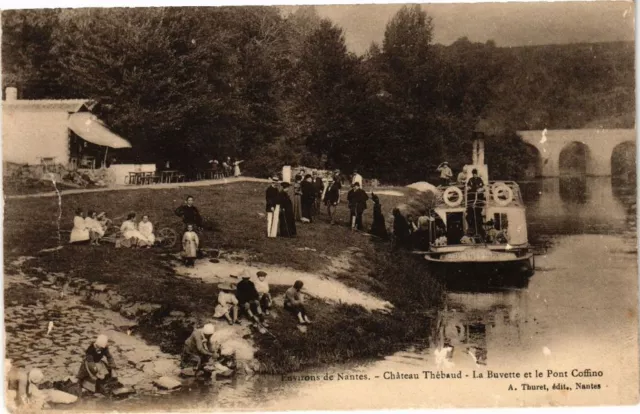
558, 176, 588, 204
522, 176, 636, 239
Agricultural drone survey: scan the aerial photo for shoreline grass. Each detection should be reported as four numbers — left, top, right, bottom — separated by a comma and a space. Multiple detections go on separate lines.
4, 181, 443, 374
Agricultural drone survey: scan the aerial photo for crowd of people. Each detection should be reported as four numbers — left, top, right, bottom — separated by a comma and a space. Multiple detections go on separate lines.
265, 168, 388, 239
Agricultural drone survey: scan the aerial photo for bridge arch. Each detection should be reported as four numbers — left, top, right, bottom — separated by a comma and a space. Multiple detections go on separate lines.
518, 129, 636, 177
559, 141, 591, 176
610, 141, 636, 179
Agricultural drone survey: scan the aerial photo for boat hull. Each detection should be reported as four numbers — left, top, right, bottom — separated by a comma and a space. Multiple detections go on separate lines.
425, 252, 535, 287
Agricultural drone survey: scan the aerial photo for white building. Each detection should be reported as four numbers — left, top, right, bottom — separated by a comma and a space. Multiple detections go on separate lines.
2, 87, 132, 170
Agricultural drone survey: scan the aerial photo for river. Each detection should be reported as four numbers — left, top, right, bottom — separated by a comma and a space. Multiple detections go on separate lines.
70, 177, 639, 411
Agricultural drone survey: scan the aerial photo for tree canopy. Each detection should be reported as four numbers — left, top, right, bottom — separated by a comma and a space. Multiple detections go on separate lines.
2, 6, 634, 182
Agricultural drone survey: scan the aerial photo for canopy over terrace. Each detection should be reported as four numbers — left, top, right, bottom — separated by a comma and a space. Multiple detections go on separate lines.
68, 112, 131, 150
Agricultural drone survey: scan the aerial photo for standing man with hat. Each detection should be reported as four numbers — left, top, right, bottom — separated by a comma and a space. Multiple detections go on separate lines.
277, 182, 296, 237
436, 162, 453, 186
265, 176, 280, 237
323, 171, 342, 225
347, 182, 369, 231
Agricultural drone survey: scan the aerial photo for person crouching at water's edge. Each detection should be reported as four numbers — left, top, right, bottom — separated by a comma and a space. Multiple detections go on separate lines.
76, 335, 117, 391
181, 324, 218, 374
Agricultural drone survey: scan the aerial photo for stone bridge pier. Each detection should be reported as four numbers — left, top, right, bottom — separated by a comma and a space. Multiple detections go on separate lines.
518, 129, 636, 177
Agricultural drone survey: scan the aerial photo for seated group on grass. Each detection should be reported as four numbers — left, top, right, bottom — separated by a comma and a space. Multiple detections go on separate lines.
214, 272, 312, 326
69, 209, 112, 245
69, 209, 155, 247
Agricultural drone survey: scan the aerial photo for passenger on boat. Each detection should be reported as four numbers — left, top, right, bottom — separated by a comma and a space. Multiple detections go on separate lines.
434, 235, 448, 246
460, 229, 476, 245
70, 209, 90, 244
483, 221, 496, 243
457, 171, 467, 185
466, 169, 485, 235
436, 162, 453, 186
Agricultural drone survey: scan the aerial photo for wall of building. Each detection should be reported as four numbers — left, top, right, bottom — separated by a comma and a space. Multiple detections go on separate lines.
3, 109, 70, 165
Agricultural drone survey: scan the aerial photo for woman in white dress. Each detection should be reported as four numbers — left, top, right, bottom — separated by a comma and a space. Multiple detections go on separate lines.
120, 213, 150, 247
138, 214, 155, 246
85, 211, 105, 245
69, 209, 90, 244
233, 160, 244, 177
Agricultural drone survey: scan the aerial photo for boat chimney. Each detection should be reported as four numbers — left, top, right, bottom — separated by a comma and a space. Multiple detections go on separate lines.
472, 131, 485, 165
5, 87, 18, 101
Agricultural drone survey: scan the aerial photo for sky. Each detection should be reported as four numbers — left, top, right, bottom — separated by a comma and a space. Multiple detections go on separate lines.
289, 2, 635, 55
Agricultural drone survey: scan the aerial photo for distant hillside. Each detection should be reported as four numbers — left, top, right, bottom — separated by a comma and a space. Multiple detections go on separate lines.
481, 41, 635, 130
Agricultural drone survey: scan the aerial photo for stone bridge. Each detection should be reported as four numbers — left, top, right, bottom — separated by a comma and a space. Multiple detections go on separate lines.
517, 129, 636, 177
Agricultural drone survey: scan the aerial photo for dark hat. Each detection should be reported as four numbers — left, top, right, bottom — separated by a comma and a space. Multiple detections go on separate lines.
257, 271, 267, 277
281, 182, 291, 188
352, 182, 360, 187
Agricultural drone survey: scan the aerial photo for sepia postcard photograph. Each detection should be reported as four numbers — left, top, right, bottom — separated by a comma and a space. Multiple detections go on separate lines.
1, 0, 638, 412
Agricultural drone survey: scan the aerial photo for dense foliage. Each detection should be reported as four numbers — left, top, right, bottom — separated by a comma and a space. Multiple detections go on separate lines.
2, 6, 634, 182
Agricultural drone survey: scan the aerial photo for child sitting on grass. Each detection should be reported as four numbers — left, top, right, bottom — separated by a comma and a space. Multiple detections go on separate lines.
284, 280, 312, 325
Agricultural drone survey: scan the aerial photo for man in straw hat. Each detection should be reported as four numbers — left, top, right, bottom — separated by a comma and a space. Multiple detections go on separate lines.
181, 323, 219, 374
214, 282, 239, 325
265, 176, 280, 237
436, 161, 453, 186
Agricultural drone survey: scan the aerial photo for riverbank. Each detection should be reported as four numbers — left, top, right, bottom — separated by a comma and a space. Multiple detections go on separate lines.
3, 180, 443, 384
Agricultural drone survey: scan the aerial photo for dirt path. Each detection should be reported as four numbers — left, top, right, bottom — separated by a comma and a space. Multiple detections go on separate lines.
5, 177, 270, 200
176, 257, 393, 312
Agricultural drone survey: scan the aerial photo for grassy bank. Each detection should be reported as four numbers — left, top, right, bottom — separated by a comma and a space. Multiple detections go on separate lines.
4, 181, 442, 373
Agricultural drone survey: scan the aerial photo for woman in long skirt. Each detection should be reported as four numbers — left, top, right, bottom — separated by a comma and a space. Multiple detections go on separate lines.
182, 224, 199, 267
278, 183, 297, 237
70, 209, 90, 244
370, 193, 388, 240
293, 177, 303, 222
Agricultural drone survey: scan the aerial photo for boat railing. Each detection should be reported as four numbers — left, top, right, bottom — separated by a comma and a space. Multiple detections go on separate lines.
435, 180, 523, 209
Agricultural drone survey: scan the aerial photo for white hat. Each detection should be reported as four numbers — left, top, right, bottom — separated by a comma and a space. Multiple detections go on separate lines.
29, 368, 44, 385
203, 324, 215, 335
95, 334, 109, 348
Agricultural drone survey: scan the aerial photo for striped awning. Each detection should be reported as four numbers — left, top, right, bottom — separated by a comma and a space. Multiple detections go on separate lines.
68, 113, 132, 149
